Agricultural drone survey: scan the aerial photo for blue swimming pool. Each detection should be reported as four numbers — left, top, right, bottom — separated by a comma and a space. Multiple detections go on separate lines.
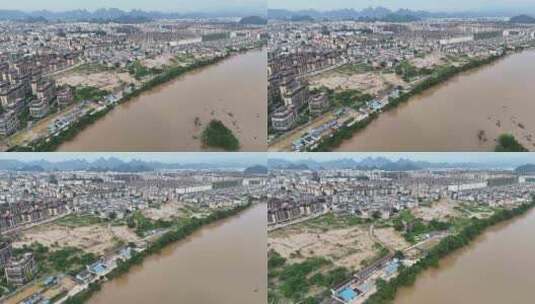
338, 287, 358, 302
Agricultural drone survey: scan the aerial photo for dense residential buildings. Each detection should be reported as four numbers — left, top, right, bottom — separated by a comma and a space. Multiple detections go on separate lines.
0, 241, 12, 268
56, 87, 74, 109
308, 92, 329, 116
29, 98, 50, 119
0, 111, 19, 136
0, 158, 267, 303
271, 105, 297, 131
268, 157, 535, 304
0, 200, 68, 232
267, 18, 535, 151
5, 253, 37, 287
0, 18, 266, 150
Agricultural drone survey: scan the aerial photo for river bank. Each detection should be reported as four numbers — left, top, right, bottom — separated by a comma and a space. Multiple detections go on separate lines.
10, 45, 265, 152
61, 203, 256, 304
313, 46, 535, 152
365, 200, 535, 304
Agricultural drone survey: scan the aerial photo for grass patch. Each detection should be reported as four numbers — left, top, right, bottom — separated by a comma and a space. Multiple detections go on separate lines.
330, 89, 373, 109
74, 86, 109, 102
303, 213, 369, 230
55, 214, 104, 228
128, 61, 154, 80
71, 63, 113, 74
13, 243, 97, 276
127, 211, 174, 237
335, 63, 374, 74
269, 250, 351, 304
392, 210, 451, 243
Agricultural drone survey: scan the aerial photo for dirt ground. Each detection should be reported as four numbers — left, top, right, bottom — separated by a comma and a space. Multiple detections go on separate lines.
374, 227, 410, 251
5, 283, 40, 304
269, 224, 377, 271
42, 276, 77, 300
310, 72, 387, 95
6, 276, 77, 304
142, 54, 175, 69
412, 198, 462, 221
410, 52, 445, 68
141, 201, 184, 221
14, 223, 140, 256
57, 72, 138, 92
381, 72, 407, 88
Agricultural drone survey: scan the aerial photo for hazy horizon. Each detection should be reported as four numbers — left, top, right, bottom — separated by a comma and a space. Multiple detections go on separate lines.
269, 153, 535, 167
0, 153, 266, 165
3, 152, 535, 167
0, 0, 266, 13
268, 0, 535, 14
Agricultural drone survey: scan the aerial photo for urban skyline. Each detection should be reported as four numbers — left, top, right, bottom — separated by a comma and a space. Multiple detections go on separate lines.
267, 153, 535, 304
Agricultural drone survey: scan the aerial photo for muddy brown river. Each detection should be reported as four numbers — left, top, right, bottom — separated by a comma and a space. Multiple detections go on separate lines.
88, 203, 267, 304
58, 49, 267, 152
394, 207, 535, 304
336, 50, 535, 152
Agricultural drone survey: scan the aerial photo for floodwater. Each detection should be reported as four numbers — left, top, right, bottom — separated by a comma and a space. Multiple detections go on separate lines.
58, 49, 267, 152
88, 203, 267, 304
336, 50, 535, 152
394, 208, 535, 304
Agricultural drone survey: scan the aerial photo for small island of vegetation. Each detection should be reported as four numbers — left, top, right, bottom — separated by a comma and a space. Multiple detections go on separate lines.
495, 134, 528, 152
201, 120, 240, 151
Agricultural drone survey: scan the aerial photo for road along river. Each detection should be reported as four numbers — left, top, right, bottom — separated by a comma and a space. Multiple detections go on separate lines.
336, 50, 535, 152
394, 207, 535, 304
88, 203, 267, 304
58, 49, 267, 152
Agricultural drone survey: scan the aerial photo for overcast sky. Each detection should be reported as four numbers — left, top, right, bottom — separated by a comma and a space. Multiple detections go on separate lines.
0, 0, 265, 12
268, 0, 535, 12
270, 153, 535, 167
0, 153, 266, 165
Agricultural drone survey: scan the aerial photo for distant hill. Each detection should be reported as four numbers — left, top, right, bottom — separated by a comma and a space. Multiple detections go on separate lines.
515, 164, 535, 174
0, 158, 259, 172
23, 16, 48, 23
287, 163, 311, 171
0, 8, 263, 21
382, 13, 421, 22
290, 15, 315, 22
268, 157, 490, 171
268, 7, 531, 20
97, 15, 153, 24
268, 7, 394, 20
244, 165, 268, 175
510, 15, 535, 23
239, 16, 267, 25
